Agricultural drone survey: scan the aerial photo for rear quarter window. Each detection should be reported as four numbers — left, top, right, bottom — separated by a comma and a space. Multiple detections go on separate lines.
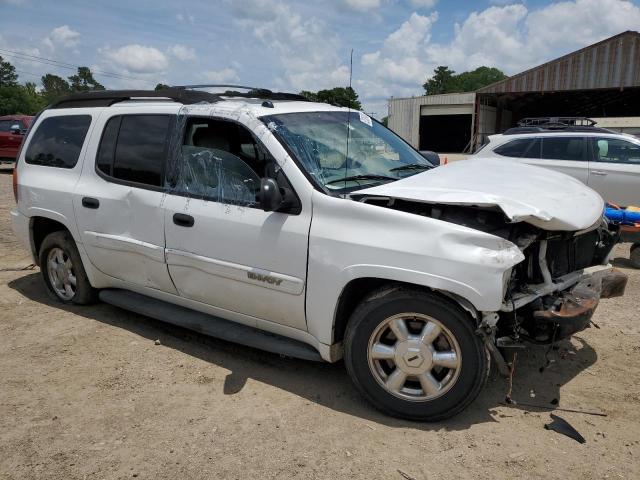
25, 115, 91, 168
96, 114, 172, 187
493, 138, 538, 158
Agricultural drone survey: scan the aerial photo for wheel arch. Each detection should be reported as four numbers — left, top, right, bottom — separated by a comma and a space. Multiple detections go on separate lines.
331, 276, 480, 346
29, 216, 74, 265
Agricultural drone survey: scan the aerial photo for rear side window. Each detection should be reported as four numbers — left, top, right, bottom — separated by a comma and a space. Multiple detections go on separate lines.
96, 115, 171, 187
494, 138, 538, 158
540, 137, 585, 161
25, 115, 91, 168
0, 120, 14, 132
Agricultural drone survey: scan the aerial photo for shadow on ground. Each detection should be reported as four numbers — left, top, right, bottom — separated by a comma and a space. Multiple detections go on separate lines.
8, 272, 598, 431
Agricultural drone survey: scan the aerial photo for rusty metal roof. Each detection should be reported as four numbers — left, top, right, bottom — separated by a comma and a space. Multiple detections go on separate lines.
477, 31, 640, 94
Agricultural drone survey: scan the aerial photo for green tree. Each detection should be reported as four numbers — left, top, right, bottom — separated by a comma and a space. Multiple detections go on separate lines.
155, 83, 171, 91
68, 67, 105, 92
454, 66, 507, 92
0, 84, 44, 115
380, 116, 389, 127
423, 65, 507, 95
41, 73, 71, 102
300, 86, 362, 110
423, 66, 456, 95
0, 55, 19, 87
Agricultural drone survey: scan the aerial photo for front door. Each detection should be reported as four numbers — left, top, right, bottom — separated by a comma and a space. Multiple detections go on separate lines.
73, 112, 177, 293
587, 136, 640, 206
163, 117, 311, 330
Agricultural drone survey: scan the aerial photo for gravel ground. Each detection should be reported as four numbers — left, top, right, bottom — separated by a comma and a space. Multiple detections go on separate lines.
1, 170, 639, 480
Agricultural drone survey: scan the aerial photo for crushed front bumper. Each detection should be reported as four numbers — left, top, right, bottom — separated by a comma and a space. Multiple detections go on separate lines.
531, 268, 627, 339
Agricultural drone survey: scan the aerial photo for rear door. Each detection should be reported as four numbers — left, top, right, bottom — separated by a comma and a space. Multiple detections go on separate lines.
523, 136, 589, 184
73, 111, 177, 293
587, 136, 640, 205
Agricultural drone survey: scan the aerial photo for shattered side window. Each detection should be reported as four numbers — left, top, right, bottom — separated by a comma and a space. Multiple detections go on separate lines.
177, 145, 260, 206
166, 110, 263, 207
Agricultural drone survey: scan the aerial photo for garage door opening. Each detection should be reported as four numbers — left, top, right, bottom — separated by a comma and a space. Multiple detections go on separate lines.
419, 114, 471, 153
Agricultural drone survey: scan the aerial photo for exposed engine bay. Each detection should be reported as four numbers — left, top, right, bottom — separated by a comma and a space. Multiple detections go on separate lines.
355, 196, 627, 345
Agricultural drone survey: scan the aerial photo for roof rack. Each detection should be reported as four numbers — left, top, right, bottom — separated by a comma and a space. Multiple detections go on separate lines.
504, 116, 614, 135
517, 117, 597, 127
49, 85, 308, 109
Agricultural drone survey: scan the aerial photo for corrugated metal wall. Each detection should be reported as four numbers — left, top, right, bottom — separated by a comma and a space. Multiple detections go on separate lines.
478, 31, 640, 94
388, 93, 475, 148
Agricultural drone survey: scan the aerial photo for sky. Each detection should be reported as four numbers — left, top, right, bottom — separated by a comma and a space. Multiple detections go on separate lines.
1, 0, 640, 117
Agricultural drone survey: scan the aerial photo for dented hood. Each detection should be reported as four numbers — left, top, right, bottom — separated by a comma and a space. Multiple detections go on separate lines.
352, 158, 604, 231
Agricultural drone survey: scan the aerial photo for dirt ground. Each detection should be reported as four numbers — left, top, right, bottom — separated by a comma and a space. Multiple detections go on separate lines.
1, 169, 639, 480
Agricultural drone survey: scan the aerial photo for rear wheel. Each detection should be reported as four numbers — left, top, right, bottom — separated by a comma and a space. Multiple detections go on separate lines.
344, 287, 488, 421
39, 231, 97, 304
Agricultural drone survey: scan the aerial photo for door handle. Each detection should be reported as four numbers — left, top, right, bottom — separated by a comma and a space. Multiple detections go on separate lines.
173, 213, 194, 227
82, 197, 100, 209
590, 170, 607, 176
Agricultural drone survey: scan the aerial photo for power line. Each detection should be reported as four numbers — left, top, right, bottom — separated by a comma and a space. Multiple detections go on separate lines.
14, 69, 42, 78
0, 47, 152, 83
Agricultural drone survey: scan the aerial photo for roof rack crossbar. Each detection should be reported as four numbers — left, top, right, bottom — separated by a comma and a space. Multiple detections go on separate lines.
49, 86, 309, 109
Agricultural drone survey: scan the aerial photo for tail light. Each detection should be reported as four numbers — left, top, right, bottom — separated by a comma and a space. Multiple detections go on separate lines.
12, 166, 18, 203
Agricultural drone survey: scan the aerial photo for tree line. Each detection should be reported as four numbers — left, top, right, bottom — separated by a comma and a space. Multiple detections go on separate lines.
0, 55, 106, 115
1, 52, 364, 116
1, 52, 506, 117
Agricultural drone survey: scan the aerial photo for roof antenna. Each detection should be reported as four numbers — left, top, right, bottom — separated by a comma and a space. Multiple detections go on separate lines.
343, 48, 354, 195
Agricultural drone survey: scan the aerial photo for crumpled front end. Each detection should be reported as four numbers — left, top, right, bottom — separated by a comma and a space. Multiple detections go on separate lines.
528, 268, 627, 340
496, 221, 627, 344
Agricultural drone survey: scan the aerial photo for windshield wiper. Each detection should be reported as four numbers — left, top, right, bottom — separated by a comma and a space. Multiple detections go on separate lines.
325, 174, 397, 185
389, 163, 433, 172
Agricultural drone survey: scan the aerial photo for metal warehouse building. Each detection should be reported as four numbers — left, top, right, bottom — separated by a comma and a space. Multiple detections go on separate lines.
388, 30, 640, 153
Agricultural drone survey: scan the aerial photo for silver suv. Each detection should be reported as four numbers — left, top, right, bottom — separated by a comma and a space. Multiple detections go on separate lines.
473, 117, 640, 206
11, 90, 627, 421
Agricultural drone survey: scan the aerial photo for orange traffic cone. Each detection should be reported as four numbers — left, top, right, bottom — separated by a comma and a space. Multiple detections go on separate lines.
443, 156, 448, 165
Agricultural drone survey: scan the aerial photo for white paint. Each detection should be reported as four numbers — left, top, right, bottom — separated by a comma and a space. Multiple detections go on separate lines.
355, 158, 604, 231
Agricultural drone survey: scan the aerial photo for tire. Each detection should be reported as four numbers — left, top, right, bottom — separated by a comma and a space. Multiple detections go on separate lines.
630, 243, 640, 269
344, 287, 488, 421
39, 231, 98, 305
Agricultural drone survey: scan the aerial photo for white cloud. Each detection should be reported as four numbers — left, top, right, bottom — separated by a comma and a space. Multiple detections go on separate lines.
43, 25, 80, 50
202, 67, 239, 83
168, 44, 196, 61
343, 0, 381, 11
409, 0, 437, 8
101, 44, 169, 74
176, 13, 195, 24
358, 0, 640, 115
230, 0, 349, 92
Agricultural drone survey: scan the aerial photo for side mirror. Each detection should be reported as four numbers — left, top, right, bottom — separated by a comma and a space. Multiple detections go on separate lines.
10, 124, 22, 134
259, 177, 283, 212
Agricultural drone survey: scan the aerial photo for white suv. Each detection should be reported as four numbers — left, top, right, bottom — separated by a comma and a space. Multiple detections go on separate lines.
11, 88, 627, 421
473, 118, 640, 206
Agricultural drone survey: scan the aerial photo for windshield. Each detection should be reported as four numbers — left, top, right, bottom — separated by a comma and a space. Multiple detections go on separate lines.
262, 111, 434, 193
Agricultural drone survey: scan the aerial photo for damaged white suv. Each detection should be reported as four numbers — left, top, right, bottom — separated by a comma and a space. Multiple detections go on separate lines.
11, 87, 627, 421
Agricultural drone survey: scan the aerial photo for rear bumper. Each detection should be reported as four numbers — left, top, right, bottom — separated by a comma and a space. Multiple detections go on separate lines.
10, 209, 34, 261
532, 268, 628, 339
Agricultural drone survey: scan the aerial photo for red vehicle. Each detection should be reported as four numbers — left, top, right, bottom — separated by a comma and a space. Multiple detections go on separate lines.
0, 115, 33, 166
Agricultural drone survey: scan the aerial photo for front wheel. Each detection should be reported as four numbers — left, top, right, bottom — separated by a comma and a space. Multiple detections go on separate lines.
344, 287, 488, 421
